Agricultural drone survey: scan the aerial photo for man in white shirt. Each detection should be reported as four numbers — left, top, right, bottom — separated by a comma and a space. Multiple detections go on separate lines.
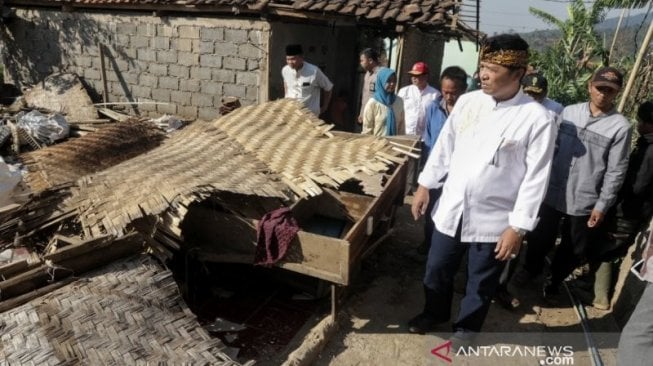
282, 44, 333, 116
397, 62, 441, 137
407, 34, 557, 339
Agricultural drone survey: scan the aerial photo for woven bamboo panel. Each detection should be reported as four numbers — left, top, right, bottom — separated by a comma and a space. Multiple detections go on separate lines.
217, 99, 403, 198
4, 100, 412, 242
20, 120, 166, 192
0, 255, 245, 365
62, 118, 290, 237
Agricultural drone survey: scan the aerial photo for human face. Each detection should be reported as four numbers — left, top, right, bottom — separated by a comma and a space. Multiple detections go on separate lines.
479, 61, 523, 101
411, 74, 428, 89
286, 55, 304, 70
441, 78, 464, 107
588, 83, 619, 112
385, 74, 397, 93
360, 55, 374, 71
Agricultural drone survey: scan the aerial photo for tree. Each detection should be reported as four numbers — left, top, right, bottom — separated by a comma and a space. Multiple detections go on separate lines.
528, 0, 612, 105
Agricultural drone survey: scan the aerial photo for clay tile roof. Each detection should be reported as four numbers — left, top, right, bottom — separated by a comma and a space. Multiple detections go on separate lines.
6, 0, 477, 35
4, 0, 476, 36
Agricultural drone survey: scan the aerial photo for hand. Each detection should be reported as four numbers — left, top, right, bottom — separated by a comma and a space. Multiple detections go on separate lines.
495, 227, 523, 261
357, 116, 363, 124
587, 209, 605, 228
411, 185, 430, 221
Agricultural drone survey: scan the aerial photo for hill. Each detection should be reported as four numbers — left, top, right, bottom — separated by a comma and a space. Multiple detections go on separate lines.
520, 12, 651, 57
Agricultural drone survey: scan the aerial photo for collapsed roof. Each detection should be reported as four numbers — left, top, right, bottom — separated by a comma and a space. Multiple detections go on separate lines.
1, 99, 414, 244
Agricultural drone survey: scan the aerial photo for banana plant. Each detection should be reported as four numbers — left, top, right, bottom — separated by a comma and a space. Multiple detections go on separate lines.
527, 0, 616, 105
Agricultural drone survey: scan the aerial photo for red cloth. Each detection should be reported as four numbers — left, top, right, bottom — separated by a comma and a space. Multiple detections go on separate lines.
254, 207, 299, 266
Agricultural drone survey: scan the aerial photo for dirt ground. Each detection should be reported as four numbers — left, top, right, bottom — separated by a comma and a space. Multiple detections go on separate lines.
313, 198, 622, 366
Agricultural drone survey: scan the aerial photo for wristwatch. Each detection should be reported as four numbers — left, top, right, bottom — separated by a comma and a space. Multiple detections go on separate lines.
510, 226, 527, 238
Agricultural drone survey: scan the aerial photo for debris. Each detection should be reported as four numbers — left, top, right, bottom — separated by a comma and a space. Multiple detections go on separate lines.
219, 96, 241, 116
0, 125, 10, 147
22, 73, 97, 121
149, 114, 183, 133
225, 333, 239, 343
204, 317, 247, 333
20, 120, 165, 192
16, 110, 69, 145
0, 158, 22, 207
97, 107, 130, 122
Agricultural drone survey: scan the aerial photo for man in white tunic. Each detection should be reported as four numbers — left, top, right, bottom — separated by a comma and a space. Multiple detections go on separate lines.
407, 34, 557, 339
282, 44, 333, 116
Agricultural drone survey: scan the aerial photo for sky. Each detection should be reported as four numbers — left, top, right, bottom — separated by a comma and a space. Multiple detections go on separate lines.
476, 0, 648, 35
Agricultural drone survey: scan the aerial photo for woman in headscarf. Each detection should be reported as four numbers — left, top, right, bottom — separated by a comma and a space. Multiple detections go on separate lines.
361, 67, 405, 136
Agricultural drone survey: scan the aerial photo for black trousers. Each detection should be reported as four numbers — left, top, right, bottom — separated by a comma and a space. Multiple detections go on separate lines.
524, 204, 606, 287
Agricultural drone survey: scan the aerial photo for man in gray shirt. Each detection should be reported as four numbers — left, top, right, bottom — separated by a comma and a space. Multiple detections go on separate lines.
357, 48, 381, 126
516, 67, 632, 299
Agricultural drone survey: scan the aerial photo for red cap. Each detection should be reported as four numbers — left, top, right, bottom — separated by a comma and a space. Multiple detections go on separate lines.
407, 62, 429, 76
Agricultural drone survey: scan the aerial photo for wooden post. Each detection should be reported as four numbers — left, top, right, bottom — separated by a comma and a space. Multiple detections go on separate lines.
608, 7, 627, 63
618, 17, 653, 113
331, 284, 337, 320
98, 42, 109, 105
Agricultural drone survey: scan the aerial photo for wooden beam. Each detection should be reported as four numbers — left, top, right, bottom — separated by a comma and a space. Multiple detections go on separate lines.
98, 108, 130, 122
0, 277, 75, 313
0, 260, 28, 280
98, 42, 109, 105
0, 233, 143, 304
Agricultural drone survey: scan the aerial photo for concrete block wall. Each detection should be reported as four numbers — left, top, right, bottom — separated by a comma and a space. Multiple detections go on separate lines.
1, 9, 270, 120
398, 28, 446, 89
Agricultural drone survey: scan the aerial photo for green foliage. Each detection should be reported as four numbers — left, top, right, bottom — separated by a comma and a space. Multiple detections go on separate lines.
527, 0, 612, 105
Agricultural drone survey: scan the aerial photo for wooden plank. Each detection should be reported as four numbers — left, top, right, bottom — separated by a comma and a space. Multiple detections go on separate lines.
345, 160, 408, 266
0, 233, 143, 303
326, 189, 374, 222
67, 119, 113, 125
0, 277, 75, 313
97, 108, 130, 122
196, 230, 350, 285
43, 235, 112, 262
0, 260, 28, 279
277, 231, 350, 285
99, 42, 109, 104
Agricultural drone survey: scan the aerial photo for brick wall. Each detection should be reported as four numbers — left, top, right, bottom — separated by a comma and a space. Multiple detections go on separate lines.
1, 9, 270, 120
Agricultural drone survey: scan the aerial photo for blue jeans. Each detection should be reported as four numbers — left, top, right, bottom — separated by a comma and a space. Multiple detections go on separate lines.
618, 282, 653, 365
424, 228, 504, 332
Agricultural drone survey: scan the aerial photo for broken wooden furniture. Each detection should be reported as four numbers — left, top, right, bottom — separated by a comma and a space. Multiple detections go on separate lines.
0, 99, 418, 321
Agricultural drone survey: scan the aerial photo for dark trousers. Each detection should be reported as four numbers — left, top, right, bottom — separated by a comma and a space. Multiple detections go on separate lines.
423, 228, 504, 332
524, 204, 563, 277
423, 188, 443, 247
549, 214, 607, 287
524, 204, 606, 287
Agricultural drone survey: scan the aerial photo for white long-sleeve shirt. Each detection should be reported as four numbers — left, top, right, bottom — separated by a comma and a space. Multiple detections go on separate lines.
397, 84, 440, 137
418, 89, 557, 242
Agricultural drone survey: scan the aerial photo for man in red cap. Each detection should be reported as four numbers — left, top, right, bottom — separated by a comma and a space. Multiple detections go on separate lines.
397, 62, 441, 137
